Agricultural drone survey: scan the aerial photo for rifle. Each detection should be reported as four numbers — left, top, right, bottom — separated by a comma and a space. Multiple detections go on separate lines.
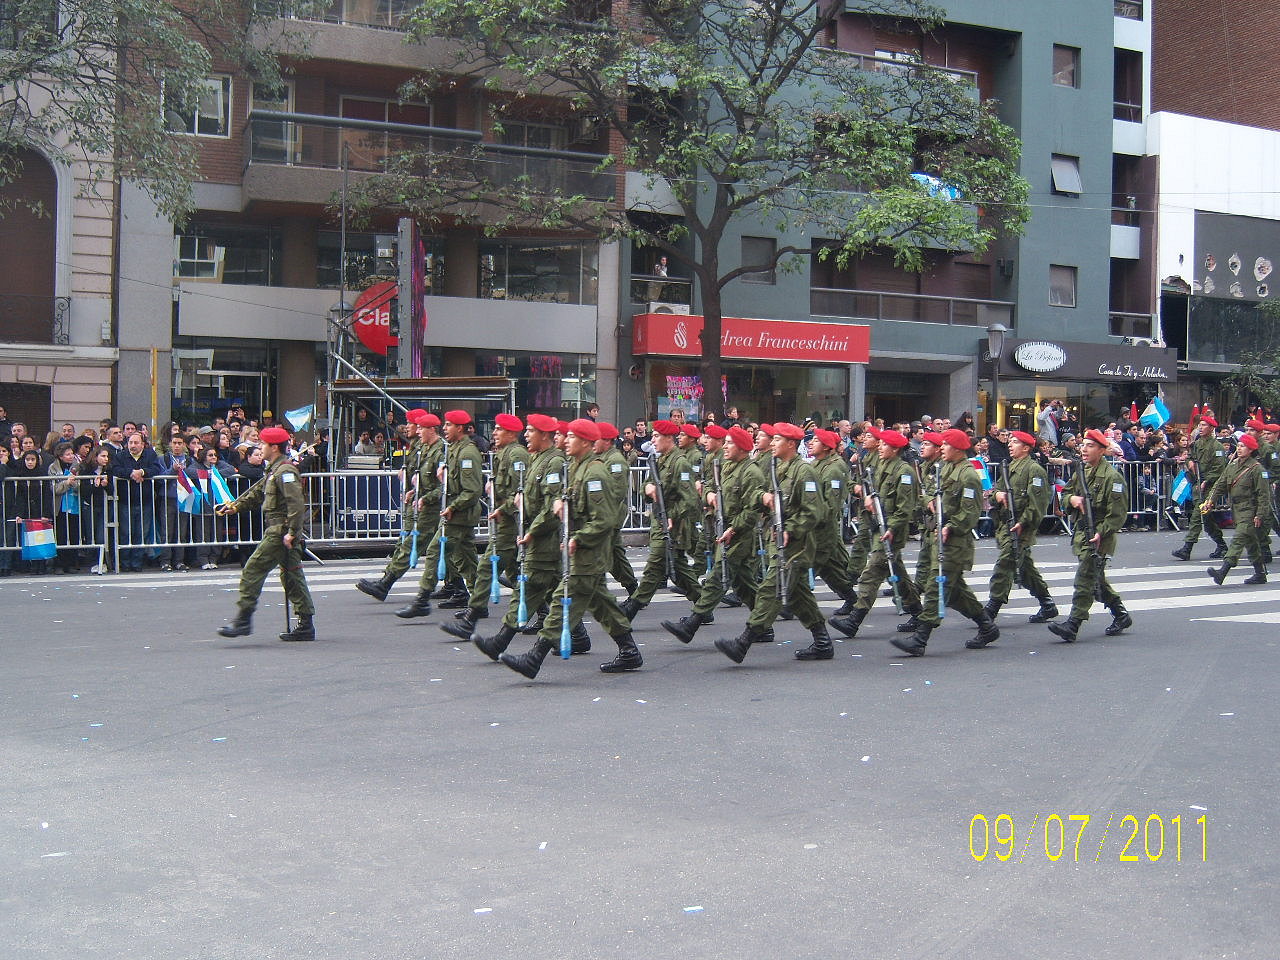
515, 458, 528, 627
934, 463, 946, 620
405, 444, 420, 567
711, 457, 728, 590
1072, 456, 1107, 600
559, 479, 572, 660
864, 462, 904, 614
436, 440, 449, 582
647, 453, 676, 585
488, 452, 501, 604
769, 455, 791, 616
1000, 462, 1025, 587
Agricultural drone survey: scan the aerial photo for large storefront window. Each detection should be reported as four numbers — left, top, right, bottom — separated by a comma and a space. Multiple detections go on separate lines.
476, 352, 596, 417
478, 239, 598, 304
172, 338, 276, 424
174, 223, 283, 286
642, 360, 848, 425
985, 379, 1166, 436
317, 232, 446, 292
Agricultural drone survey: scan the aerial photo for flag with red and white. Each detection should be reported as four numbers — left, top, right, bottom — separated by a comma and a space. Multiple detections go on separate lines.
20, 519, 57, 561
175, 469, 202, 514
969, 458, 993, 491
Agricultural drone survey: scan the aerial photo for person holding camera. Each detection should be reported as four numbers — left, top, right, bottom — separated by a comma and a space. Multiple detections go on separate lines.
1037, 399, 1063, 447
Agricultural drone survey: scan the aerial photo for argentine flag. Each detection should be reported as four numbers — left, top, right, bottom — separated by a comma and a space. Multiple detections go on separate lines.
175, 469, 202, 515
1139, 396, 1171, 430
1170, 469, 1193, 505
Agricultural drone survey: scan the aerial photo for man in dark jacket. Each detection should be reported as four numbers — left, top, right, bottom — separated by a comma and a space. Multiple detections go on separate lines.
111, 432, 162, 571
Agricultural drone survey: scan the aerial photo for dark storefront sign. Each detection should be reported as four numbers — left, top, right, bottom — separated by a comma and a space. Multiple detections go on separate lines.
988, 337, 1178, 383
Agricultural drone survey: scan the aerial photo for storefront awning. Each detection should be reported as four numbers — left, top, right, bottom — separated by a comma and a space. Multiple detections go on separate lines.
632, 312, 870, 364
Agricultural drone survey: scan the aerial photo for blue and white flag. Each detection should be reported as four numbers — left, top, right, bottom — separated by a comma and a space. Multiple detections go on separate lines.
1170, 469, 1193, 505
20, 519, 57, 561
969, 458, 993, 491
285, 404, 314, 431
1139, 396, 1171, 430
200, 468, 235, 506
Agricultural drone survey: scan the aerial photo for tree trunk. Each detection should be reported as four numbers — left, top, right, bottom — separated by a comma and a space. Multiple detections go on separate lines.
698, 281, 724, 422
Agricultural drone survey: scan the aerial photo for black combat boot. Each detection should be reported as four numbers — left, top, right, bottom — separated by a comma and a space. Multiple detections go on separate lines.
715, 626, 767, 663
891, 622, 932, 657
217, 608, 253, 638
619, 596, 646, 620
279, 614, 315, 642
828, 606, 867, 639
356, 574, 394, 602
965, 612, 1000, 649
1027, 598, 1059, 623
1207, 542, 1228, 560
600, 632, 643, 672
1048, 617, 1082, 642
497, 573, 516, 590
473, 624, 518, 661
1104, 606, 1133, 636
440, 607, 485, 640
1207, 562, 1234, 585
571, 622, 592, 655
429, 581, 457, 599
395, 589, 433, 619
896, 614, 920, 633
520, 605, 548, 635
720, 591, 743, 608
795, 625, 835, 660
832, 596, 857, 616
500, 638, 554, 679
1244, 563, 1269, 585
439, 583, 471, 608
755, 627, 775, 643
660, 613, 710, 644
1171, 543, 1193, 561
982, 598, 1003, 620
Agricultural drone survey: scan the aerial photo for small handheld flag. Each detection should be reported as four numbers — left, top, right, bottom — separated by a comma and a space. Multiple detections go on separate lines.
20, 519, 57, 561
1170, 470, 1193, 505
175, 469, 202, 514
1139, 397, 1171, 430
969, 458, 993, 491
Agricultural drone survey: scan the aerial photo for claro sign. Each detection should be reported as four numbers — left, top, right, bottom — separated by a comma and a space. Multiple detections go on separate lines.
632, 312, 870, 364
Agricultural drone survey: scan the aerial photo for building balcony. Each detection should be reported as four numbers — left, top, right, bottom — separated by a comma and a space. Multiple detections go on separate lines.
1114, 0, 1142, 20
819, 46, 979, 88
628, 276, 692, 307
1109, 311, 1153, 339
0, 295, 70, 346
810, 286, 1013, 328
1110, 223, 1141, 259
242, 111, 615, 206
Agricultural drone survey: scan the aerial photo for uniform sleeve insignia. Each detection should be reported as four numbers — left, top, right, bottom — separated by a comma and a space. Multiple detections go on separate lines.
804, 480, 817, 492
587, 479, 603, 492
963, 487, 976, 499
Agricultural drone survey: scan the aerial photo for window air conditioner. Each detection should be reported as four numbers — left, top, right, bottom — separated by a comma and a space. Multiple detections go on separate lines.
648, 301, 691, 314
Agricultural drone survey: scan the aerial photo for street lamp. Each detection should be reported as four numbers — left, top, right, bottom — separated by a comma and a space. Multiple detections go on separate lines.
986, 321, 1009, 429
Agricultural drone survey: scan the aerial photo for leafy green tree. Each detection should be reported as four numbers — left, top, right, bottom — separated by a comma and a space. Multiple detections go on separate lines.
353, 0, 1029, 397
1225, 300, 1280, 413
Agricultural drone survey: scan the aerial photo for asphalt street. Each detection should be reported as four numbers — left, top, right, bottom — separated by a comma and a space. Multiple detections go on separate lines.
3, 529, 1278, 959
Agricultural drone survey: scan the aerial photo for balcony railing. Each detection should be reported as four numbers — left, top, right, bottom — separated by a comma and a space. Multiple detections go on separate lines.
244, 111, 615, 200
1114, 0, 1142, 20
810, 286, 1012, 327
1109, 311, 1153, 338
629, 276, 693, 306
1113, 100, 1142, 123
0, 295, 70, 345
257, 0, 411, 30
819, 48, 979, 88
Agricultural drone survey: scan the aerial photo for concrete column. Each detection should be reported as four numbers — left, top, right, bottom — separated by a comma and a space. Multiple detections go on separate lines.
116, 183, 175, 427
277, 341, 318, 430
280, 217, 317, 288
443, 232, 479, 297
947, 361, 978, 423
595, 241, 621, 421
848, 363, 866, 423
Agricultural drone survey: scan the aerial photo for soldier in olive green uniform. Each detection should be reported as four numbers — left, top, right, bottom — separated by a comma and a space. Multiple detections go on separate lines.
716, 422, 834, 663
893, 429, 998, 656
1206, 432, 1270, 586
397, 410, 484, 618
357, 409, 441, 602
1172, 416, 1229, 561
843, 427, 880, 592
661, 426, 765, 644
1048, 429, 1132, 642
829, 428, 923, 639
594, 422, 639, 596
899, 431, 944, 637
499, 419, 640, 679
678, 425, 712, 574
807, 429, 857, 608
1245, 419, 1276, 564
216, 427, 316, 641
442, 414, 531, 638
984, 430, 1057, 623
622, 420, 700, 617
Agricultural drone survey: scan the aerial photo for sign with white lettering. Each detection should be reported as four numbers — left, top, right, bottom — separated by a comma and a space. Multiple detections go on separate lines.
632, 313, 870, 364
994, 337, 1178, 383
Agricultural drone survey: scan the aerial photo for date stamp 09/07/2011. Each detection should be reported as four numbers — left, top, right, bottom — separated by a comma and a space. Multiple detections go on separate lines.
968, 813, 1208, 863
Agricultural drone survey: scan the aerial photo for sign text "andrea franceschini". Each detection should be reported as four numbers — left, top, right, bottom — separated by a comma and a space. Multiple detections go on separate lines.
631, 312, 871, 364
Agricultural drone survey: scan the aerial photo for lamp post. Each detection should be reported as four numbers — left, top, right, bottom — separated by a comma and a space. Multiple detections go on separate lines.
986, 321, 1009, 430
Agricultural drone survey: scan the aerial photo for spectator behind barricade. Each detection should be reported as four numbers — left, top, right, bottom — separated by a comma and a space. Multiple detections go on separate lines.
373, 431, 389, 463
1136, 464, 1159, 529
985, 423, 1010, 465
57, 422, 76, 446
238, 445, 266, 483
0, 405, 10, 447
235, 444, 267, 562
620, 438, 639, 466
218, 430, 240, 467
111, 432, 162, 572
1037, 399, 1061, 446
189, 446, 237, 569
49, 442, 83, 572
1218, 426, 1237, 455
72, 435, 93, 465
12, 449, 53, 575
156, 435, 195, 572
78, 445, 115, 573
352, 431, 377, 456
1118, 423, 1142, 462
954, 411, 976, 434
720, 406, 742, 429
0, 445, 12, 575
102, 424, 124, 452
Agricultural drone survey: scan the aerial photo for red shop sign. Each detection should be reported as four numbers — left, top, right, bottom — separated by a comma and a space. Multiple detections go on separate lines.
352, 281, 399, 356
632, 312, 870, 364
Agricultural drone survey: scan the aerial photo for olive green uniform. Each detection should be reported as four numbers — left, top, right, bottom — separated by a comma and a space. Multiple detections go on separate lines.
692, 455, 765, 617
466, 441, 530, 612
379, 438, 437, 582
400, 437, 444, 581
812, 453, 856, 601
499, 447, 565, 630
853, 453, 922, 612
231, 456, 314, 619
987, 456, 1053, 606
1062, 459, 1128, 622
631, 448, 700, 604
1182, 432, 1228, 548
747, 456, 825, 632
597, 445, 638, 594
846, 449, 876, 583
916, 459, 986, 628
1257, 437, 1278, 555
1206, 455, 1270, 569
417, 437, 484, 592
912, 459, 940, 590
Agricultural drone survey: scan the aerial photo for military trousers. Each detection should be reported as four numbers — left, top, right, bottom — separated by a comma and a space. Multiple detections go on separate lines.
988, 524, 1051, 604
1067, 542, 1123, 622
845, 517, 874, 583
416, 522, 478, 592
383, 510, 438, 582
631, 525, 700, 604
1222, 512, 1263, 568
692, 534, 759, 617
540, 571, 631, 643
467, 523, 520, 611
746, 547, 822, 632
237, 527, 314, 617
501, 564, 559, 629
608, 528, 638, 594
1183, 488, 1226, 546
916, 536, 984, 629
854, 528, 921, 613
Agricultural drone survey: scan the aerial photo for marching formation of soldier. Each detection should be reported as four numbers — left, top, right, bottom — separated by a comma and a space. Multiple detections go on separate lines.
216, 404, 1278, 670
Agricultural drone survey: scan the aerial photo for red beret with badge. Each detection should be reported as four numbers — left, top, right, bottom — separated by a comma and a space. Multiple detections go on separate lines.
813, 429, 838, 448
494, 413, 523, 432
921, 431, 945, 446
1239, 433, 1259, 451
681, 423, 702, 439
880, 430, 908, 449
653, 420, 681, 436
526, 413, 558, 433
704, 424, 727, 440
1009, 430, 1036, 447
420, 412, 441, 427
774, 422, 805, 441
727, 426, 754, 451
597, 421, 619, 441
1084, 428, 1110, 447
940, 428, 971, 450
260, 426, 290, 446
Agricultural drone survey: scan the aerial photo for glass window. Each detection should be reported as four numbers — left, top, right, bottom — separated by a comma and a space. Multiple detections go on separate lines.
1050, 264, 1077, 307
174, 225, 282, 285
174, 236, 223, 280
166, 76, 232, 137
475, 352, 597, 415
1052, 45, 1079, 88
250, 82, 298, 164
1050, 154, 1082, 195
477, 239, 597, 304
741, 236, 777, 284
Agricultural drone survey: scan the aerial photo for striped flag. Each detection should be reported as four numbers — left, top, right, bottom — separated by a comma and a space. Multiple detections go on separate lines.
1170, 470, 1193, 505
1139, 396, 1171, 430
175, 468, 202, 514
969, 458, 993, 490
198, 469, 235, 506
20, 519, 57, 560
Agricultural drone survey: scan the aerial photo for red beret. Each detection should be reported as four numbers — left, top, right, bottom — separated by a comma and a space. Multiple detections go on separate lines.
260, 426, 290, 445
556, 420, 571, 434
774, 422, 805, 441
757, 423, 774, 436
566, 418, 600, 442
653, 419, 681, 436
406, 408, 427, 425
879, 430, 908, 449
494, 413, 523, 432
444, 410, 471, 426
1009, 430, 1036, 447
419, 412, 441, 428
813, 429, 838, 448
1239, 433, 1259, 451
526, 413, 558, 433
921, 431, 945, 446
703, 424, 727, 440
596, 421, 619, 441
727, 426, 754, 451
1247, 418, 1267, 431
1084, 428, 1110, 447
865, 427, 882, 440
1199, 415, 1218, 427
1266, 423, 1280, 433
680, 424, 702, 438
940, 428, 971, 450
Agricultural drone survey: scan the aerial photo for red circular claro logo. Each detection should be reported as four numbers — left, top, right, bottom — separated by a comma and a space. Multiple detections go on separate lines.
352, 281, 399, 356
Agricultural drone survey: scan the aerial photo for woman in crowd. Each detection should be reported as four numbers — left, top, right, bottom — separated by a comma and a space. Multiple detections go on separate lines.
218, 430, 240, 467
0, 445, 12, 576
188, 446, 237, 569
49, 442, 83, 572
11, 449, 53, 575
78, 445, 115, 573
